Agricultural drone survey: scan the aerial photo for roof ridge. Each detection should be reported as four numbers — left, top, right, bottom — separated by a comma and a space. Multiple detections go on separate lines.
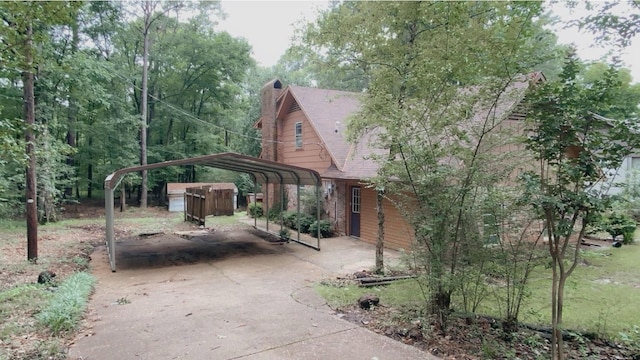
288, 85, 360, 95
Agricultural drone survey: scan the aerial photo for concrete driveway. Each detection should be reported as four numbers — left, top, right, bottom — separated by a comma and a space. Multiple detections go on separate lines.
68, 226, 437, 360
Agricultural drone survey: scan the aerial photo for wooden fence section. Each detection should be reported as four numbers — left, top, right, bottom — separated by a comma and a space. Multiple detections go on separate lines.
185, 187, 234, 226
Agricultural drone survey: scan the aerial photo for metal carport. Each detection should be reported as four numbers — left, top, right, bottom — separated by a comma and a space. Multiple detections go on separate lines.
104, 152, 322, 272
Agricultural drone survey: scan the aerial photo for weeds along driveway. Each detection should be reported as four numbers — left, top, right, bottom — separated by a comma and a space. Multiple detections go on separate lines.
68, 226, 435, 360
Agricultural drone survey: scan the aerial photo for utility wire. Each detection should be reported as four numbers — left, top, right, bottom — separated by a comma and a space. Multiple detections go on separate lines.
107, 66, 325, 147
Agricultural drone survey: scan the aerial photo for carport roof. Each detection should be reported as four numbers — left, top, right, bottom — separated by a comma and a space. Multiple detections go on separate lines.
104, 152, 322, 189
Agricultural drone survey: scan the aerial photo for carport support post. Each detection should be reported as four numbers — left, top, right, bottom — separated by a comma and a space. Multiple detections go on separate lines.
265, 179, 269, 232
316, 184, 320, 249
105, 186, 116, 272
296, 184, 301, 242
253, 178, 257, 228
280, 182, 285, 233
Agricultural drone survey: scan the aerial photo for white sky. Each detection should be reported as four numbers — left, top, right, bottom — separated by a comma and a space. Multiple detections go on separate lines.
217, 1, 640, 83
216, 1, 327, 67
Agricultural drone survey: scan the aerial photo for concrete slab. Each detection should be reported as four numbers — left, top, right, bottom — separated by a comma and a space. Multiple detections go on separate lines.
68, 227, 436, 360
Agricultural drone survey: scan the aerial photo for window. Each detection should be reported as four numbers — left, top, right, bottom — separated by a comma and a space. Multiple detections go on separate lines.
631, 156, 640, 170
295, 122, 303, 149
351, 187, 360, 213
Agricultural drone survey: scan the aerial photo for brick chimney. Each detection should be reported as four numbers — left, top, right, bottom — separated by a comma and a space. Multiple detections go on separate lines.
260, 79, 283, 161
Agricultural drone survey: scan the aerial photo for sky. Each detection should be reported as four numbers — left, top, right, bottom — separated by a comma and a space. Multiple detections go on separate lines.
217, 1, 326, 67
217, 1, 640, 83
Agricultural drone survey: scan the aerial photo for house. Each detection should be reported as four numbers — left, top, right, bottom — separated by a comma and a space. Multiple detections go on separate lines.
167, 182, 237, 212
605, 155, 640, 194
254, 75, 633, 250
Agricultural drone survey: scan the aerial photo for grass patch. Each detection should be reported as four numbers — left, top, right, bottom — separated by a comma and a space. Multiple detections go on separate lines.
315, 279, 425, 309
0, 283, 52, 358
205, 212, 246, 226
315, 245, 640, 341
0, 219, 25, 231
515, 244, 640, 338
463, 244, 640, 339
36, 272, 95, 336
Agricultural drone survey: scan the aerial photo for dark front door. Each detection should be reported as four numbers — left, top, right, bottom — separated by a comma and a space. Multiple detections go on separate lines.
350, 186, 361, 237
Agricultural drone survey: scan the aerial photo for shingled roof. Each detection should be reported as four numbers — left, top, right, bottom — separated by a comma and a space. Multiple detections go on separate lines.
268, 75, 537, 181
276, 86, 368, 177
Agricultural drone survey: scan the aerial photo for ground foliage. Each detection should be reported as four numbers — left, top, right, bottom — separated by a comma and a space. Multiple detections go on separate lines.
0, 202, 187, 359
323, 273, 640, 360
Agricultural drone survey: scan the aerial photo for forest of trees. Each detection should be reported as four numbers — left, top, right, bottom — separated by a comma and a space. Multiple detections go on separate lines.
1, 2, 640, 358
2, 1, 638, 223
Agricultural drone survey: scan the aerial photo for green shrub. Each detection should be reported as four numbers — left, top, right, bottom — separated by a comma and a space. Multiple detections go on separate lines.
300, 188, 324, 217
298, 214, 315, 233
282, 211, 298, 228
595, 211, 636, 244
37, 272, 95, 335
281, 211, 314, 233
248, 202, 263, 218
267, 192, 288, 221
309, 220, 331, 238
267, 201, 284, 221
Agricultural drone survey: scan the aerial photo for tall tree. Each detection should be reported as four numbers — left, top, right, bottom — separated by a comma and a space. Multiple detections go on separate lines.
138, 0, 154, 208
0, 1, 79, 259
522, 52, 640, 359
304, 2, 554, 325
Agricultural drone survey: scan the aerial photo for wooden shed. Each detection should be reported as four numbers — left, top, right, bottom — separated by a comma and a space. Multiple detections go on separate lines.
167, 183, 237, 212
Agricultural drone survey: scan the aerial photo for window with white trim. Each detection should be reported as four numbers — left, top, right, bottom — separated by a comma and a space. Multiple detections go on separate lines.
351, 187, 361, 213
295, 122, 303, 149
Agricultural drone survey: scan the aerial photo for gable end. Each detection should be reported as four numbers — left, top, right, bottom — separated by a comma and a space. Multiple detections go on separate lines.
288, 101, 301, 113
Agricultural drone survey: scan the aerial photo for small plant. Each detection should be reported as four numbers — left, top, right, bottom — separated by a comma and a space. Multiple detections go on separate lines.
116, 296, 131, 305
36, 272, 95, 335
279, 227, 291, 241
72, 256, 89, 269
619, 325, 640, 348
248, 202, 263, 218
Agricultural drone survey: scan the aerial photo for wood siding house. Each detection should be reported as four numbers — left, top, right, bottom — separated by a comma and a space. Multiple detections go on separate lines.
254, 76, 541, 250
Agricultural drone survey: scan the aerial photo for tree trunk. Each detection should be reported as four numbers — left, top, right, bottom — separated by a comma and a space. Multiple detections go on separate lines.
87, 162, 93, 199
375, 189, 385, 274
23, 22, 38, 261
139, 1, 151, 208
65, 17, 79, 198
555, 273, 567, 360
120, 185, 126, 212
550, 244, 561, 359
